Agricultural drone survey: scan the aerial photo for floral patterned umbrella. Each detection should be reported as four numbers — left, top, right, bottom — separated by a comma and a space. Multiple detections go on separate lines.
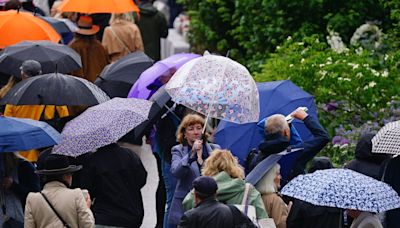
52, 98, 152, 157
281, 168, 400, 213
372, 120, 400, 155
165, 54, 259, 124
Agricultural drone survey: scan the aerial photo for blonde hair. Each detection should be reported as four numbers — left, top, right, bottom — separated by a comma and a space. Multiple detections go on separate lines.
255, 164, 280, 194
176, 114, 206, 144
0, 76, 17, 99
202, 149, 245, 179
110, 13, 135, 24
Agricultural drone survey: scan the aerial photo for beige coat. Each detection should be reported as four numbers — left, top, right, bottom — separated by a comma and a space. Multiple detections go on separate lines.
350, 212, 383, 228
261, 193, 288, 228
102, 20, 144, 62
24, 181, 95, 228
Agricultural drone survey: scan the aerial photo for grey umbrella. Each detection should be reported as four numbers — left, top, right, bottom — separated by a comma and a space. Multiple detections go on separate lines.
0, 41, 82, 77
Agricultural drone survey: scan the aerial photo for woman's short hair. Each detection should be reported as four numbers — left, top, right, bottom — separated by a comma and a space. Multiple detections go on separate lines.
202, 149, 245, 179
176, 114, 205, 144
255, 163, 280, 194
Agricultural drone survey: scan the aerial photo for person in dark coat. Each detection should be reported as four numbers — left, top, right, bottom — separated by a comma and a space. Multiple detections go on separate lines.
257, 108, 330, 183
287, 199, 343, 228
382, 156, 400, 228
344, 134, 390, 180
80, 143, 147, 227
135, 0, 169, 61
179, 176, 256, 228
286, 156, 342, 228
69, 15, 109, 82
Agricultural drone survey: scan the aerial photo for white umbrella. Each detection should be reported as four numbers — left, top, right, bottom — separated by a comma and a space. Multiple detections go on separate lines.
372, 120, 400, 154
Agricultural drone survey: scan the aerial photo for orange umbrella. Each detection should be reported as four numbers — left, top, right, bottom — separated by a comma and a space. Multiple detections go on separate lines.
59, 0, 140, 14
0, 10, 60, 49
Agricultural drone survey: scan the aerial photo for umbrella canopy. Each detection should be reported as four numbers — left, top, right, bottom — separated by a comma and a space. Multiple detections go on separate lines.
52, 98, 153, 157
215, 80, 317, 164
38, 16, 78, 34
0, 73, 110, 106
128, 53, 201, 99
165, 54, 259, 124
245, 148, 303, 185
94, 78, 133, 98
281, 168, 400, 213
0, 41, 82, 77
372, 120, 400, 155
0, 10, 60, 49
59, 0, 139, 14
98, 51, 154, 84
0, 116, 61, 152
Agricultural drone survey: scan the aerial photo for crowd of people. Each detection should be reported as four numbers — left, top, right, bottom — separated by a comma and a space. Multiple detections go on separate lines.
1, 1, 400, 228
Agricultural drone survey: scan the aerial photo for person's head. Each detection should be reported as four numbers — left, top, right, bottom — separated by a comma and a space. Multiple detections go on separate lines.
4, 0, 21, 10
202, 149, 245, 179
354, 133, 390, 164
308, 156, 334, 173
75, 15, 99, 37
159, 67, 176, 84
1, 152, 22, 176
264, 114, 290, 139
176, 114, 206, 145
36, 151, 82, 187
20, 60, 42, 79
255, 163, 281, 194
192, 176, 218, 205
109, 12, 134, 24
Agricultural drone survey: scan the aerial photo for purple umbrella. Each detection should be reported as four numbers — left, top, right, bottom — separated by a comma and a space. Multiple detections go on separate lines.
127, 53, 200, 100
52, 98, 153, 157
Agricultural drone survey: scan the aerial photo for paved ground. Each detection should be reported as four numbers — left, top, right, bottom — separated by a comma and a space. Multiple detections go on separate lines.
120, 142, 158, 228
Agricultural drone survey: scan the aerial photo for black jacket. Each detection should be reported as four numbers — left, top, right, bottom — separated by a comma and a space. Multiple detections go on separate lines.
10, 158, 40, 208
287, 199, 342, 228
178, 197, 234, 228
257, 116, 330, 181
383, 156, 400, 228
345, 134, 390, 180
81, 144, 147, 227
136, 3, 169, 61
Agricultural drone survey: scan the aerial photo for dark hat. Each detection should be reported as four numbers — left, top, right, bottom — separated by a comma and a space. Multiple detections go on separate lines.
20, 60, 42, 77
308, 156, 334, 173
36, 152, 82, 176
76, 15, 99, 35
192, 176, 218, 196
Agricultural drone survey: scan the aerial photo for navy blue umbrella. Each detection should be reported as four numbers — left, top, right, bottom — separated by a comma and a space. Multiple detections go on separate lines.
0, 116, 61, 152
215, 80, 317, 164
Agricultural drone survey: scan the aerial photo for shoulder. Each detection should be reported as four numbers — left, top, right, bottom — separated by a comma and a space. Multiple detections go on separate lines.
208, 143, 221, 149
172, 144, 184, 151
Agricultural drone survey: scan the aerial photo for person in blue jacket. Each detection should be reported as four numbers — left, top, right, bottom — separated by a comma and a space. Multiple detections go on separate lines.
257, 108, 330, 183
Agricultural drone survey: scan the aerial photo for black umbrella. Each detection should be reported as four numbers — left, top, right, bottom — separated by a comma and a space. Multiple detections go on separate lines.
0, 41, 82, 77
94, 77, 133, 98
120, 85, 177, 144
0, 73, 110, 106
99, 51, 153, 84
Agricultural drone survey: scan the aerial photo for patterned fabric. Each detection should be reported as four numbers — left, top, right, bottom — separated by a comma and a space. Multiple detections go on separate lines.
52, 98, 152, 157
281, 168, 400, 213
372, 120, 400, 154
165, 54, 259, 124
